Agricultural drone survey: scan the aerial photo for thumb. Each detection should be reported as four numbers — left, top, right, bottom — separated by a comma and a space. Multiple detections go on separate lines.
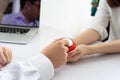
62, 38, 73, 47
62, 39, 76, 52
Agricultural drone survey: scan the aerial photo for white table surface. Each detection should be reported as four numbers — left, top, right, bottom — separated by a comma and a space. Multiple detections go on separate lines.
0, 25, 120, 80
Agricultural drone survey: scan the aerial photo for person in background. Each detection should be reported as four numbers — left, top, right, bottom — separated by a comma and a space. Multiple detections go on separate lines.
0, 39, 70, 80
2, 0, 40, 27
67, 0, 120, 63
91, 0, 100, 16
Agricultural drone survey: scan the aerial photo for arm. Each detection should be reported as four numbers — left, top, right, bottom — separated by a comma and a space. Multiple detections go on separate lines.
74, 0, 110, 45
67, 40, 120, 63
73, 29, 100, 45
68, 0, 111, 62
0, 39, 69, 80
0, 54, 54, 80
88, 40, 120, 54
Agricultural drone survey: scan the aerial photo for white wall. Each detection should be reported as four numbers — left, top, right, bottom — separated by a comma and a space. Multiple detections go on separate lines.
40, 0, 92, 36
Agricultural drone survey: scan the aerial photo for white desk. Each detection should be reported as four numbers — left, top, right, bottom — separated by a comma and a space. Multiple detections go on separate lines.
0, 25, 70, 62
0, 25, 120, 80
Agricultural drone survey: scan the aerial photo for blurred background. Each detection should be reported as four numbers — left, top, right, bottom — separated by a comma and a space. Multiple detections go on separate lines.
40, 0, 92, 36
0, 0, 92, 36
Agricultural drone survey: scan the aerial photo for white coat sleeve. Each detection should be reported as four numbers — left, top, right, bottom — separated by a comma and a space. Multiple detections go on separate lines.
0, 54, 54, 80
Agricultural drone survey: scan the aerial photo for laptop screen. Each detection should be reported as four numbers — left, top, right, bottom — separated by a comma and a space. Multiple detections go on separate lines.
0, 0, 40, 28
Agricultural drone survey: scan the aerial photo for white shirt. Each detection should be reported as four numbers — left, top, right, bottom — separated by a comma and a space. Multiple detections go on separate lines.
0, 54, 54, 80
86, 0, 120, 41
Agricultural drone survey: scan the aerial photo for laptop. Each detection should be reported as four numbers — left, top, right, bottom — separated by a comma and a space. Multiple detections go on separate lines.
0, 0, 41, 44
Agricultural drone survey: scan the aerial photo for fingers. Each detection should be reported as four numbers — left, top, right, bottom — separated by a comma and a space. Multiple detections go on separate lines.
62, 38, 73, 47
67, 53, 81, 63
67, 51, 84, 63
54, 39, 70, 58
0, 46, 12, 66
3, 47, 12, 63
67, 48, 84, 63
0, 47, 7, 66
62, 47, 69, 55
67, 49, 79, 58
62, 38, 76, 53
53, 38, 72, 47
53, 39, 70, 52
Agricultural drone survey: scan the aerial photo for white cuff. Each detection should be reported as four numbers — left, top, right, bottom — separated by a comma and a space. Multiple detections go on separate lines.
84, 24, 108, 41
30, 53, 54, 80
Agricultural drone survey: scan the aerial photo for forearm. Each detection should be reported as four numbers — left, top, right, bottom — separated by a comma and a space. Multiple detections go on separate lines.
73, 29, 100, 46
0, 54, 54, 80
88, 40, 120, 54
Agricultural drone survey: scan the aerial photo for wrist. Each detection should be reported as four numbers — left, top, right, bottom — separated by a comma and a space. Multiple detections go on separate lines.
87, 45, 97, 55
84, 45, 92, 55
77, 45, 92, 55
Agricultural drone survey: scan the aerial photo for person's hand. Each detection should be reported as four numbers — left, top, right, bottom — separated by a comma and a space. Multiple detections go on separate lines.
41, 39, 69, 68
67, 44, 90, 63
0, 46, 12, 68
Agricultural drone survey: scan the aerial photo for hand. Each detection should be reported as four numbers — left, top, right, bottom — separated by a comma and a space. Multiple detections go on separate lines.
41, 39, 69, 68
0, 46, 12, 68
67, 44, 90, 63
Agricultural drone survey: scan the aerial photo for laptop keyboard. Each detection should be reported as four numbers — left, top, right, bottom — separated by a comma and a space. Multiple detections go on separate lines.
0, 27, 30, 34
